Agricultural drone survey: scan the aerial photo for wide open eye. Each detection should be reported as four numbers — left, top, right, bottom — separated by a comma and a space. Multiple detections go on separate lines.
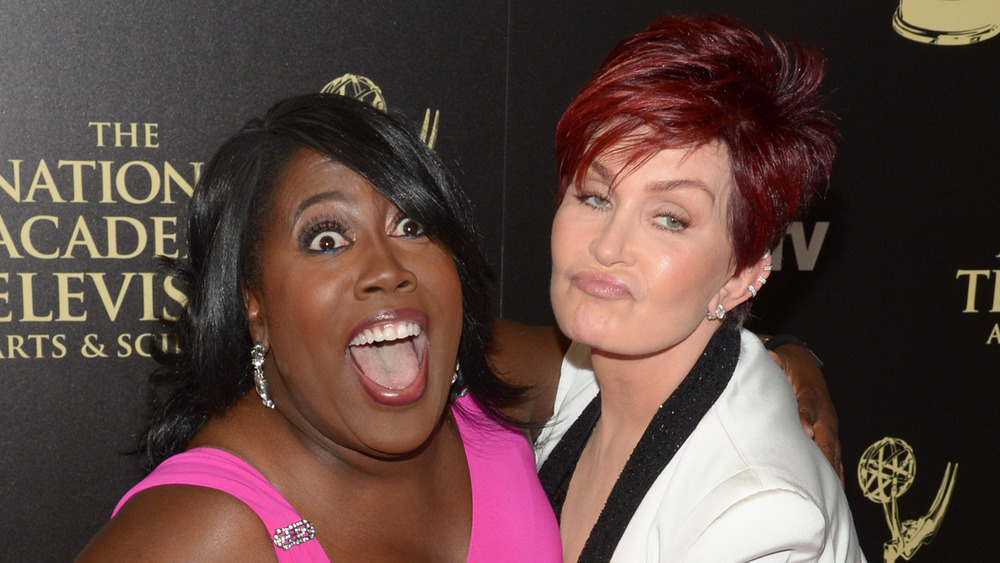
308, 230, 348, 251
302, 220, 350, 252
391, 216, 425, 238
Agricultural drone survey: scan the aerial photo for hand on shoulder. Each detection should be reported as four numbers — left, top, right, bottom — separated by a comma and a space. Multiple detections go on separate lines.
761, 333, 844, 485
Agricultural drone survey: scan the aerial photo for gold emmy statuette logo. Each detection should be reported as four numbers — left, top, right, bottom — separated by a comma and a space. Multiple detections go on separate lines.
321, 73, 440, 149
321, 74, 388, 110
857, 437, 958, 562
893, 0, 1000, 45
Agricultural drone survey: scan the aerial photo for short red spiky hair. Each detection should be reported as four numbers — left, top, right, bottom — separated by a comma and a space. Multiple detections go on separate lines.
556, 13, 838, 277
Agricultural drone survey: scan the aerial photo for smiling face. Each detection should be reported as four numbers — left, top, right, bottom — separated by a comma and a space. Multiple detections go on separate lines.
246, 148, 464, 458
550, 141, 760, 361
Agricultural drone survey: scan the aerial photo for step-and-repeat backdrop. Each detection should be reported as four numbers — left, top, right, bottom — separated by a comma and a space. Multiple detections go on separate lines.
2, 1, 996, 560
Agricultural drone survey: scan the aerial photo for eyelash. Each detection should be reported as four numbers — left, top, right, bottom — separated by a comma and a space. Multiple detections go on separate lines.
389, 212, 425, 238
574, 188, 690, 232
300, 219, 350, 253
654, 214, 689, 231
299, 213, 426, 254
574, 190, 611, 210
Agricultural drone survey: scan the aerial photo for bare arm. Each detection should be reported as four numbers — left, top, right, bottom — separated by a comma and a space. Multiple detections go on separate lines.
489, 318, 569, 427
75, 485, 276, 562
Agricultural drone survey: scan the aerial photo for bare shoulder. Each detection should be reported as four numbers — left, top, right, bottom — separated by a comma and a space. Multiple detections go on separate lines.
75, 484, 275, 562
490, 318, 570, 424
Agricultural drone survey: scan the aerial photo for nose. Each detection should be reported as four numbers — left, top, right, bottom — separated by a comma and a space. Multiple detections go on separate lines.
590, 208, 634, 267
354, 237, 417, 299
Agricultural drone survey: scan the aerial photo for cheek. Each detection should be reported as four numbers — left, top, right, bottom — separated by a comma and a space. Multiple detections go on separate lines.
269, 270, 337, 322
427, 263, 465, 381
549, 220, 574, 300
422, 252, 464, 326
440, 269, 464, 325
550, 208, 583, 269
646, 248, 731, 309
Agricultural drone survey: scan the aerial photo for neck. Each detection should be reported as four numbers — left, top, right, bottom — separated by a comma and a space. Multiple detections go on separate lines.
589, 322, 721, 439
194, 392, 456, 485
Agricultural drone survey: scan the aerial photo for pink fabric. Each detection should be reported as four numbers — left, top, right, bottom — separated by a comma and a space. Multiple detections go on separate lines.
114, 394, 561, 562
454, 394, 563, 562
113, 447, 327, 561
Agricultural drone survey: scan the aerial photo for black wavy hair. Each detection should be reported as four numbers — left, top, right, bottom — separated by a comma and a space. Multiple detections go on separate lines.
141, 93, 520, 470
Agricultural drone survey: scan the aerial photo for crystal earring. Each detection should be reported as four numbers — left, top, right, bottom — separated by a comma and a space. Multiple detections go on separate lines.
706, 304, 726, 321
450, 360, 468, 397
252, 343, 275, 409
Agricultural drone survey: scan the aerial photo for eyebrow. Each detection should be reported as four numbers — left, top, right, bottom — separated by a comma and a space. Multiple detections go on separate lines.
292, 190, 349, 224
588, 161, 717, 203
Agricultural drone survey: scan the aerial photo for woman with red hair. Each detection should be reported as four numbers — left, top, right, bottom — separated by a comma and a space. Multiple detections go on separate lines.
532, 14, 865, 561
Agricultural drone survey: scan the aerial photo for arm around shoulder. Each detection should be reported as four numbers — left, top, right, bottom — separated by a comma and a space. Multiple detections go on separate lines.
490, 318, 570, 424
760, 333, 844, 484
76, 484, 276, 562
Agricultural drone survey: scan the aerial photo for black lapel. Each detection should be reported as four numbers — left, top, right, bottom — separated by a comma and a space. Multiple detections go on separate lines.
538, 328, 741, 562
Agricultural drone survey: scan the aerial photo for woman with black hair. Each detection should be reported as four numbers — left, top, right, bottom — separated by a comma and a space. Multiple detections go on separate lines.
77, 93, 562, 561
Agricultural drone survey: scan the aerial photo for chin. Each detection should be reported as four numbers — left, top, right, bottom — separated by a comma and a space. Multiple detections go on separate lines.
359, 394, 450, 458
365, 425, 442, 459
554, 305, 615, 348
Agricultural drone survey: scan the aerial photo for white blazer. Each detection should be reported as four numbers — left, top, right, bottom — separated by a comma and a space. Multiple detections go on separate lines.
535, 329, 867, 562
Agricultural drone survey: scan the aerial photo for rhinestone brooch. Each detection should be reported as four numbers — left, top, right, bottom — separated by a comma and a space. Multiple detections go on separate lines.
272, 518, 316, 550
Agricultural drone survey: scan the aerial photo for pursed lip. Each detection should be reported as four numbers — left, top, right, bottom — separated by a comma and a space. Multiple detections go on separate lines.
570, 270, 634, 299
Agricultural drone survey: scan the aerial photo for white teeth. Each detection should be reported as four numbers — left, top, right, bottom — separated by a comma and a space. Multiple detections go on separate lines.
350, 321, 421, 346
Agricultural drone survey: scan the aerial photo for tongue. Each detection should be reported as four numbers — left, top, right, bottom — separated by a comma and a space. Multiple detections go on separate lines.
350, 339, 420, 389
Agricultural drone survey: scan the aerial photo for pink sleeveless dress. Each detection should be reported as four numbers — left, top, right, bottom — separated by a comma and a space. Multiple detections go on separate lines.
114, 394, 562, 561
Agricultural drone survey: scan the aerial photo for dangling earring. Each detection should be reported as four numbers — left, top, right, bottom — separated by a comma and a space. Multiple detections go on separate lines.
252, 343, 275, 409
706, 304, 726, 321
451, 360, 467, 397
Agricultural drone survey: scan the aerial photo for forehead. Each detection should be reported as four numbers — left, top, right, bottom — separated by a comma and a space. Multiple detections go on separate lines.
270, 149, 387, 212
260, 149, 396, 240
592, 140, 734, 197
275, 148, 362, 195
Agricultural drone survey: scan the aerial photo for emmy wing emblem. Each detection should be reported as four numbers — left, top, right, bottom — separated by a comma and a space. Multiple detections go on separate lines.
857, 437, 958, 562
893, 0, 1000, 44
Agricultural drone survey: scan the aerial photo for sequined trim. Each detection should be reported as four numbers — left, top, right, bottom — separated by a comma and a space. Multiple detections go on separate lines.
272, 518, 316, 550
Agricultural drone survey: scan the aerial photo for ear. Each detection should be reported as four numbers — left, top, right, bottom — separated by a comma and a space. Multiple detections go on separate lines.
713, 252, 772, 313
245, 287, 268, 348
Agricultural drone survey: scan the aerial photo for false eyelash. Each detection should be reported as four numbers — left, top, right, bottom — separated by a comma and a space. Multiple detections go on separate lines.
299, 218, 349, 250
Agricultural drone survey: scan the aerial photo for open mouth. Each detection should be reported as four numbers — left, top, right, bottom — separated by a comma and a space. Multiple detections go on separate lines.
348, 320, 427, 392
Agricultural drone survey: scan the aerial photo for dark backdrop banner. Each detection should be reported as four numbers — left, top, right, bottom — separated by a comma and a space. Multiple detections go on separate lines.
1, 1, 995, 560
